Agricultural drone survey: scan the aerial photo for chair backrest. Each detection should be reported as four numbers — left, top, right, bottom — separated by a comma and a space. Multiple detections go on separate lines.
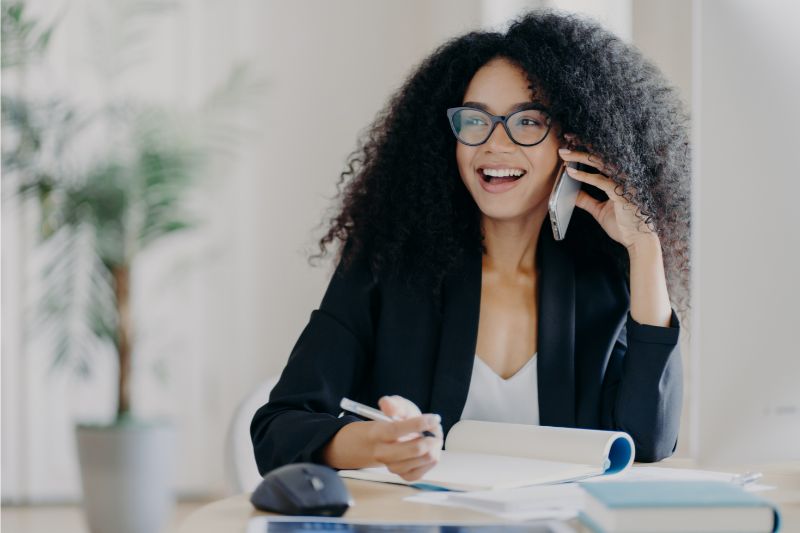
224, 375, 280, 494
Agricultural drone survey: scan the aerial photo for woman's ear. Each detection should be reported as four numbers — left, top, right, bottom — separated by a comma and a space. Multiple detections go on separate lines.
558, 130, 577, 150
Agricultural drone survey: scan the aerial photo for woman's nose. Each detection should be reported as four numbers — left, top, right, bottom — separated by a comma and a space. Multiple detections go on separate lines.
485, 122, 515, 151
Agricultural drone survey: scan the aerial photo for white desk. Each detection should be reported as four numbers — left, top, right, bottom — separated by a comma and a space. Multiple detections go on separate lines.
179, 459, 800, 532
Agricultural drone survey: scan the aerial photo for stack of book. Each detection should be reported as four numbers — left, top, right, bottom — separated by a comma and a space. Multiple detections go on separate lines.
578, 481, 781, 533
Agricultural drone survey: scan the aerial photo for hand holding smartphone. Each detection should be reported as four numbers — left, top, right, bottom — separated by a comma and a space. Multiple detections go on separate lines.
548, 144, 602, 241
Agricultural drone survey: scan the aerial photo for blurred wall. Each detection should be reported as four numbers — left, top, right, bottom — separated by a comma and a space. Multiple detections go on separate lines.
633, 0, 692, 111
690, 0, 800, 464
547, 0, 632, 40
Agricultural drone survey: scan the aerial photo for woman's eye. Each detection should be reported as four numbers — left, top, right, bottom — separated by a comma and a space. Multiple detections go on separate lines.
517, 118, 542, 127
465, 118, 487, 126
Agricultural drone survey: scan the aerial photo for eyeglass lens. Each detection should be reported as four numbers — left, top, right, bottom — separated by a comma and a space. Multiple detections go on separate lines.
450, 108, 550, 146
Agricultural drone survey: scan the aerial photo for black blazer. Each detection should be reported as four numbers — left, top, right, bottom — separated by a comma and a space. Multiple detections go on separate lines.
251, 219, 683, 475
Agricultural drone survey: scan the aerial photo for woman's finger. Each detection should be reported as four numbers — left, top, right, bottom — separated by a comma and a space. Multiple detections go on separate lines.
558, 147, 615, 175
564, 165, 622, 201
378, 395, 422, 420
575, 190, 605, 222
558, 148, 618, 176
377, 395, 402, 418
377, 414, 441, 443
398, 459, 440, 482
387, 444, 441, 477
400, 461, 439, 481
374, 432, 442, 464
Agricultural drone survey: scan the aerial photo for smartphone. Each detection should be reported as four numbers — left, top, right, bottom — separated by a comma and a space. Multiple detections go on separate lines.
548, 161, 582, 241
548, 145, 604, 241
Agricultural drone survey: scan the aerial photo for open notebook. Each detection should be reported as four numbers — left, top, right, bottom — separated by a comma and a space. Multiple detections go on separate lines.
338, 420, 634, 491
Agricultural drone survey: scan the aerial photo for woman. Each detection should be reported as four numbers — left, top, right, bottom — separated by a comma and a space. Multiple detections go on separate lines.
251, 9, 690, 482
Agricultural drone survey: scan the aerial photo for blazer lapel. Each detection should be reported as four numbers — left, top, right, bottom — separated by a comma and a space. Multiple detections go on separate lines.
429, 244, 482, 437
536, 221, 577, 427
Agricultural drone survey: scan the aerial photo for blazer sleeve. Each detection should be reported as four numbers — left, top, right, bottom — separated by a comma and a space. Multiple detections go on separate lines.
599, 309, 683, 462
250, 249, 378, 475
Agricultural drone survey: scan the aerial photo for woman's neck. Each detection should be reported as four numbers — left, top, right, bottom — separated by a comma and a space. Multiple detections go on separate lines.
481, 206, 548, 279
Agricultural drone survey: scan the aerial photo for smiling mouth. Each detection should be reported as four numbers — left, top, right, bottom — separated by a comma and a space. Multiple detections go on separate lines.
479, 168, 527, 184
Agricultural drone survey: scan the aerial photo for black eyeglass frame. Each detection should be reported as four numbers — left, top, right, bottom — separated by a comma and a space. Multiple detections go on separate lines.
445, 104, 553, 147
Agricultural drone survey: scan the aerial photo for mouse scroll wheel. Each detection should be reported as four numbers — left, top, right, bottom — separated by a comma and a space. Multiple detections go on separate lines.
309, 476, 325, 491
302, 468, 325, 491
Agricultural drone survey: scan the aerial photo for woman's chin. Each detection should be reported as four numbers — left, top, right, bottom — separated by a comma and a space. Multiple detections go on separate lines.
478, 205, 533, 222
474, 195, 552, 225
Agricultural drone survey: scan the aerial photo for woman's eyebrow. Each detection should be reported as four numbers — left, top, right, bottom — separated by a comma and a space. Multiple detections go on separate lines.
462, 101, 545, 113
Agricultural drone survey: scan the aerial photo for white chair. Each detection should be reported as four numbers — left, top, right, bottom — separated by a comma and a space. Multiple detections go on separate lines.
224, 375, 279, 494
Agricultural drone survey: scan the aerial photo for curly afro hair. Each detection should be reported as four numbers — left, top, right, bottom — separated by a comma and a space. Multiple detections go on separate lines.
312, 8, 691, 316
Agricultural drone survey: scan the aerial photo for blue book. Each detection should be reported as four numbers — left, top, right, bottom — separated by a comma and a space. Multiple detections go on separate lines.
578, 481, 781, 532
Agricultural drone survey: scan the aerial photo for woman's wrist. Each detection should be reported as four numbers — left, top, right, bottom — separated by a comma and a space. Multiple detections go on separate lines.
627, 233, 673, 327
321, 421, 380, 470
625, 231, 662, 260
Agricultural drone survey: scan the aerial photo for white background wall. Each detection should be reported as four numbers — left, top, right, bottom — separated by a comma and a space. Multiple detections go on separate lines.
690, 0, 800, 465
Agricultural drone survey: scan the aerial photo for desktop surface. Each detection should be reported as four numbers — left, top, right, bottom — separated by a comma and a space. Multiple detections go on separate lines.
178, 459, 800, 533
179, 479, 582, 532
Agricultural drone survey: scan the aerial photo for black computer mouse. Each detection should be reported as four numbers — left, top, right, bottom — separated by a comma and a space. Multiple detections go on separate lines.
250, 463, 352, 517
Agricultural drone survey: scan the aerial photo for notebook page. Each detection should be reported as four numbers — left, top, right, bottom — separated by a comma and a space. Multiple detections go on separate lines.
339, 450, 602, 491
446, 420, 634, 473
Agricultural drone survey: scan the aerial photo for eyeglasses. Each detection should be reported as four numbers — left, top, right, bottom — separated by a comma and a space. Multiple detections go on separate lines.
446, 105, 552, 147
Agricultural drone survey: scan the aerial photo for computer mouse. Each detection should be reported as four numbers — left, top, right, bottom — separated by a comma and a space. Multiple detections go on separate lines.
250, 462, 352, 516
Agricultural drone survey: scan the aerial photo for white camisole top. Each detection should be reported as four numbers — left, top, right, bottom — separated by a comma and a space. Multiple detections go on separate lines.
460, 352, 540, 425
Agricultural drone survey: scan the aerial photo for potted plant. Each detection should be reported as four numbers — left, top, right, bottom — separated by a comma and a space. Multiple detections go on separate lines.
2, 2, 264, 531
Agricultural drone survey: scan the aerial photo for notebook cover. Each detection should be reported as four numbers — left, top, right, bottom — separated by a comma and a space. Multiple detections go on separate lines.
580, 481, 771, 508
579, 481, 781, 532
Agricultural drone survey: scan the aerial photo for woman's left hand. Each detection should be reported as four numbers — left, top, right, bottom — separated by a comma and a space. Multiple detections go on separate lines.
557, 141, 658, 251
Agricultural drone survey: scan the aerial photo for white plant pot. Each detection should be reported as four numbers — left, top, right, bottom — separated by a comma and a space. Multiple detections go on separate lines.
76, 420, 176, 533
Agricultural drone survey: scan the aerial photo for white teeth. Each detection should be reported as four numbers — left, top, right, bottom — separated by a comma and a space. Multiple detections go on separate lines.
482, 168, 525, 177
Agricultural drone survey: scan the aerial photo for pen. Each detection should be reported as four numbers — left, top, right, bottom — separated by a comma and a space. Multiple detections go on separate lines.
339, 397, 438, 438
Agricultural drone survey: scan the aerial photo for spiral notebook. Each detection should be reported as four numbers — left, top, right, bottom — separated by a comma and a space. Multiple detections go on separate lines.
338, 420, 635, 491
